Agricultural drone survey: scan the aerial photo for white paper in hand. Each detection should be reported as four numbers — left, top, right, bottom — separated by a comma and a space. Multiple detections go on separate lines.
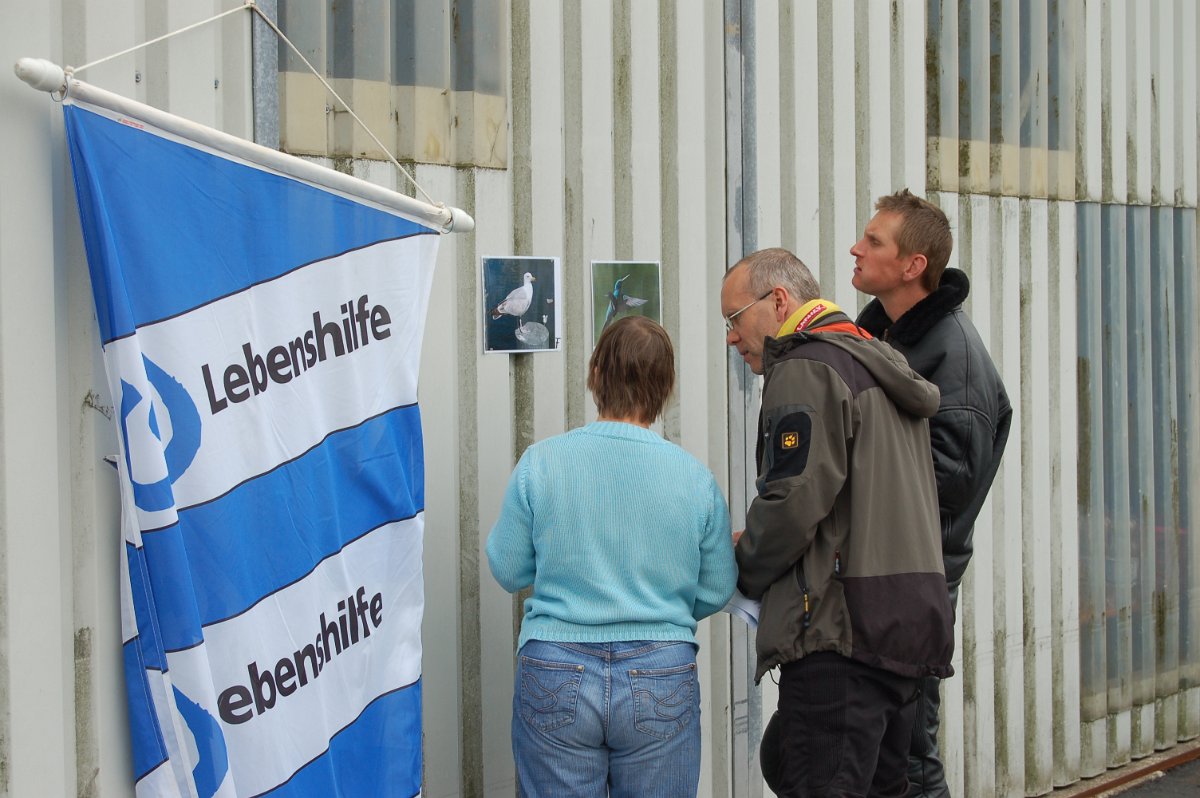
724, 590, 761, 628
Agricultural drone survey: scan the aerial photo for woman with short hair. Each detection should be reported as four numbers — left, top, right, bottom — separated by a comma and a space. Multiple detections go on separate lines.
487, 316, 737, 798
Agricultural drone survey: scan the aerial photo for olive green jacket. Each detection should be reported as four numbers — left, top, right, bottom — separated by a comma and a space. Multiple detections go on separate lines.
736, 313, 955, 682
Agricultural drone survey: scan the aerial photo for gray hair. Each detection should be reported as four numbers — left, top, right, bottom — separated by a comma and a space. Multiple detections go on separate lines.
725, 248, 821, 303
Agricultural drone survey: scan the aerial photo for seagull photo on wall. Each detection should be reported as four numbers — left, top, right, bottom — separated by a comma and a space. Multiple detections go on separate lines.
601, 275, 649, 331
491, 271, 535, 323
482, 256, 562, 353
590, 261, 662, 347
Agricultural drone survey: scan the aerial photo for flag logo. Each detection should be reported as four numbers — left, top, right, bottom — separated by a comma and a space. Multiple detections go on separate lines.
119, 355, 202, 512
172, 686, 228, 798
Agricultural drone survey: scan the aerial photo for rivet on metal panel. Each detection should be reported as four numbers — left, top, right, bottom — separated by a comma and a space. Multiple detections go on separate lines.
134, 71, 141, 83
214, 79, 220, 90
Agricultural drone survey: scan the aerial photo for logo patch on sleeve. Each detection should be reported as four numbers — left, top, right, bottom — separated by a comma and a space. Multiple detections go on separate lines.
764, 409, 812, 482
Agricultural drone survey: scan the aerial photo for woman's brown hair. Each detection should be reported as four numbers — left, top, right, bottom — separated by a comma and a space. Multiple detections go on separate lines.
587, 316, 675, 424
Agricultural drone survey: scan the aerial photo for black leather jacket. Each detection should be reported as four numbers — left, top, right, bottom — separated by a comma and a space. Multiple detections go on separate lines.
857, 269, 1012, 591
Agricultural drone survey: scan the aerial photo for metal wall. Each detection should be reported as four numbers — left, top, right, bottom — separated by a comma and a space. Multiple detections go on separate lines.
924, 1, 1200, 795
1, 1, 1198, 797
2, 3, 260, 795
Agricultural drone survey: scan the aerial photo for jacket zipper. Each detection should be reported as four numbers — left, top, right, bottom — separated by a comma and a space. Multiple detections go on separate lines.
794, 559, 811, 629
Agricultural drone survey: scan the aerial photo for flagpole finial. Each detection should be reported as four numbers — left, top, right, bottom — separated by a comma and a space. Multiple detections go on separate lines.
14, 58, 66, 94
445, 206, 475, 234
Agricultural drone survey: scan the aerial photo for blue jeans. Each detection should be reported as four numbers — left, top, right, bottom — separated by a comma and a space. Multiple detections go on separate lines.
512, 640, 701, 798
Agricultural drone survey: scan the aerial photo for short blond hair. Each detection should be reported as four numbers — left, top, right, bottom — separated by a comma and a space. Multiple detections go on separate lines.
875, 189, 953, 291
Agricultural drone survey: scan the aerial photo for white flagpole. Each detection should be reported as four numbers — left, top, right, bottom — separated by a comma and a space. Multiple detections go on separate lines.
13, 57, 475, 235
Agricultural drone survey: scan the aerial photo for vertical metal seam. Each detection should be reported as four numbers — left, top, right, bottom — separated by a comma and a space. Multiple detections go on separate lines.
1100, 0, 1113, 202
722, 2, 760, 796
563, 1, 586, 430
987, 195, 1011, 790
741, 0, 757, 257
613, 0, 633, 261
1018, 196, 1040, 787
853, 0, 870, 231
890, 0, 905, 191
510, 0, 535, 464
778, 0, 797, 255
956, 192, 979, 797
251, 0, 281, 149
509, 0, 536, 678
958, 0, 971, 184
1149, 2, 1162, 205
817, 1, 834, 293
1047, 197, 1069, 778
926, 0, 944, 192
1074, 0, 1088, 201
659, 1, 683, 444
454, 163, 484, 798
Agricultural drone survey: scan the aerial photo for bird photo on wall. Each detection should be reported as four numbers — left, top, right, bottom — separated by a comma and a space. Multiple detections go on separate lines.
482, 257, 561, 353
601, 275, 649, 331
590, 261, 661, 347
491, 271, 535, 325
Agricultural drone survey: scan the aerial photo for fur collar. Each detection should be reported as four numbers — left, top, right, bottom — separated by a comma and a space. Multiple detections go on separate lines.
857, 268, 970, 347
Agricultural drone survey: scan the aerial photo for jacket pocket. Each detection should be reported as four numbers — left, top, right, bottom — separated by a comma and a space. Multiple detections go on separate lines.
757, 568, 808, 667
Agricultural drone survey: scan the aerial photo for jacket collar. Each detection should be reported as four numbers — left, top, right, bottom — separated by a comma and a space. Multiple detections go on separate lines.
857, 268, 970, 346
777, 299, 843, 336
764, 305, 868, 364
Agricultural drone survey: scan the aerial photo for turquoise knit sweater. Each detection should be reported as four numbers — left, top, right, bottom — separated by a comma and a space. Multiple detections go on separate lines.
486, 421, 738, 650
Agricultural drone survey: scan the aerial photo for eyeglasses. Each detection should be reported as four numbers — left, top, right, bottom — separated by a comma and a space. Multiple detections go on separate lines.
723, 290, 774, 332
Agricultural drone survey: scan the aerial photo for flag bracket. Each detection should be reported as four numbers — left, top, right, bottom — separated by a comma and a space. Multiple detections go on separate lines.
13, 57, 475, 234
12, 0, 476, 235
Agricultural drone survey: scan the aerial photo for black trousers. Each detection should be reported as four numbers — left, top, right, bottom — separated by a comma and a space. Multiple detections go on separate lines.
770, 652, 919, 797
907, 675, 949, 797
907, 582, 959, 798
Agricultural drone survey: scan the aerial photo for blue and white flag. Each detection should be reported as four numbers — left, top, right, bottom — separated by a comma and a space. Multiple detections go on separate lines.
64, 92, 438, 797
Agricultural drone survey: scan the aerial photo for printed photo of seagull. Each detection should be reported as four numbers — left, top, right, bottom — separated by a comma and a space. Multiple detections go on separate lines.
482, 256, 561, 353
590, 261, 661, 347
491, 271, 535, 323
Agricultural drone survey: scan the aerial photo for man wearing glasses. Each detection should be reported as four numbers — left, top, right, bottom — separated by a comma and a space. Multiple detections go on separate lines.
721, 247, 954, 797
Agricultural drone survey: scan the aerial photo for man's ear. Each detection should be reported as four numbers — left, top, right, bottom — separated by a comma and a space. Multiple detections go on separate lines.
902, 253, 928, 284
772, 287, 790, 321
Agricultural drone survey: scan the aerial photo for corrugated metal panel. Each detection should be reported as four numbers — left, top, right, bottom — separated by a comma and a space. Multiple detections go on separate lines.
927, 0, 1078, 201
417, 2, 736, 795
1177, 205, 1200, 742
1078, 199, 1108, 777
928, 3, 1199, 794
924, 191, 1084, 798
1074, 202, 1200, 778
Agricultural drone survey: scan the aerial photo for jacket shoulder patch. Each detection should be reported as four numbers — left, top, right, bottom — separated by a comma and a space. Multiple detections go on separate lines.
764, 409, 812, 482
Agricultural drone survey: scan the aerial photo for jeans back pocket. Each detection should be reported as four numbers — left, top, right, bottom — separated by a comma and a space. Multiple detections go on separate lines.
518, 655, 584, 733
630, 662, 696, 741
